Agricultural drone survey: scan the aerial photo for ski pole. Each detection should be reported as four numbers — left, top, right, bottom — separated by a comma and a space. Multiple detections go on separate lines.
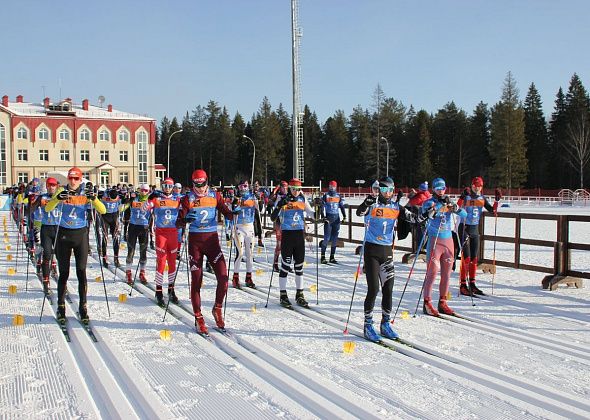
128, 256, 142, 296
91, 207, 110, 317
413, 214, 443, 317
314, 193, 320, 305
491, 212, 498, 295
392, 219, 431, 323
223, 218, 237, 319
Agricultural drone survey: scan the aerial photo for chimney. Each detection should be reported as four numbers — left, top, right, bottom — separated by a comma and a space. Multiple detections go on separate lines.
107, 104, 112, 112
1, 95, 8, 107
43, 97, 50, 108
82, 99, 89, 111
16, 95, 23, 103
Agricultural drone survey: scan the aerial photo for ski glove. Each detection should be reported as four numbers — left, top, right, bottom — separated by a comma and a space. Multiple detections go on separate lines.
184, 213, 197, 223
85, 190, 97, 200
56, 190, 70, 201
460, 187, 470, 200
396, 190, 404, 202
277, 197, 290, 209
148, 191, 161, 200
426, 204, 437, 219
495, 188, 502, 201
449, 202, 459, 213
362, 195, 376, 207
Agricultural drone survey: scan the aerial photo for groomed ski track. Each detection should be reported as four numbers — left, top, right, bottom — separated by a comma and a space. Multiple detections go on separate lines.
2, 208, 590, 419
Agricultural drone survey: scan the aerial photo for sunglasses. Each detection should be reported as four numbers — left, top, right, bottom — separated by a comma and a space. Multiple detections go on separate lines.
68, 177, 80, 181
289, 185, 302, 190
192, 180, 207, 188
47, 183, 58, 187
162, 184, 173, 188
379, 186, 394, 193
140, 189, 150, 193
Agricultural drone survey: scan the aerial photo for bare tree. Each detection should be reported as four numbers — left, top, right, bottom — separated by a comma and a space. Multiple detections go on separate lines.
563, 114, 590, 189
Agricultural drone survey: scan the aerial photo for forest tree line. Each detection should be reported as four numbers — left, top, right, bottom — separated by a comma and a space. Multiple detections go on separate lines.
156, 72, 590, 190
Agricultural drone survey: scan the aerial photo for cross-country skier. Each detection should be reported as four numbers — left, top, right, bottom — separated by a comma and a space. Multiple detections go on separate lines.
421, 178, 467, 316
270, 178, 316, 308
457, 177, 500, 296
37, 178, 60, 294
267, 181, 289, 272
320, 180, 347, 264
231, 180, 257, 289
45, 167, 106, 323
121, 184, 151, 285
356, 177, 425, 342
177, 169, 235, 334
407, 181, 432, 254
144, 177, 181, 305
99, 187, 123, 268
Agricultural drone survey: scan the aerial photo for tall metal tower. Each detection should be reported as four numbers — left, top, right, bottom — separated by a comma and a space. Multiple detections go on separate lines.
291, 0, 304, 182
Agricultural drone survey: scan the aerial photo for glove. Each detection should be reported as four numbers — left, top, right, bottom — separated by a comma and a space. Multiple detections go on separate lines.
363, 195, 376, 207
148, 191, 161, 200
426, 203, 436, 219
460, 187, 470, 200
184, 213, 197, 223
322, 217, 330, 224
277, 197, 289, 208
86, 189, 97, 200
342, 215, 346, 222
495, 188, 502, 201
232, 197, 240, 207
396, 190, 404, 202
449, 202, 458, 212
56, 190, 69, 201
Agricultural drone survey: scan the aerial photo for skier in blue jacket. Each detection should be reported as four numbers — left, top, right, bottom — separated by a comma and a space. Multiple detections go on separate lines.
320, 180, 347, 264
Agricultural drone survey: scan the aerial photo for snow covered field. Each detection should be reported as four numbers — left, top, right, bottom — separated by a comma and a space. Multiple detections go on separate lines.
1, 205, 589, 419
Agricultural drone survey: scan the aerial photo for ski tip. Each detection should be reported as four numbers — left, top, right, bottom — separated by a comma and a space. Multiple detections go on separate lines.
343, 328, 348, 335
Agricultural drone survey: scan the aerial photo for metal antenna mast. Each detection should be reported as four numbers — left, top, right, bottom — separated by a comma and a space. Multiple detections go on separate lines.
291, 0, 304, 182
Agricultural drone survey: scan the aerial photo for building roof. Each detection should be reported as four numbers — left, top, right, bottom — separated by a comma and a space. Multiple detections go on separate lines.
154, 164, 166, 170
0, 100, 154, 121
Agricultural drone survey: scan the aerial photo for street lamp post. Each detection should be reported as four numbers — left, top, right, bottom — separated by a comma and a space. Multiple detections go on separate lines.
242, 135, 256, 185
166, 129, 183, 178
380, 137, 390, 177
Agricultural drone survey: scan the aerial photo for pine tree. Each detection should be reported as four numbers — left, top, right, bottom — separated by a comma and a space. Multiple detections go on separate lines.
563, 73, 590, 188
348, 106, 374, 185
378, 98, 405, 181
549, 88, 568, 188
523, 83, 548, 188
466, 102, 490, 182
251, 97, 284, 185
302, 106, 322, 184
322, 111, 351, 185
412, 110, 434, 184
489, 72, 528, 190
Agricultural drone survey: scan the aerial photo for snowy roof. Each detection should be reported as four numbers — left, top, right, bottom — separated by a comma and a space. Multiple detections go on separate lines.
0, 100, 154, 121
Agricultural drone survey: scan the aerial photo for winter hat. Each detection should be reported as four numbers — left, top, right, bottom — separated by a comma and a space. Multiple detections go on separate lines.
67, 167, 82, 179
191, 169, 208, 187
174, 183, 182, 189
419, 181, 428, 191
288, 178, 302, 188
432, 178, 446, 191
46, 177, 58, 187
471, 176, 484, 187
328, 180, 337, 188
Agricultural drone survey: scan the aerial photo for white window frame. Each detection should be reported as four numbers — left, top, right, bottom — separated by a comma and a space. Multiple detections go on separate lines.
39, 150, 49, 161
60, 150, 70, 161
100, 150, 109, 161
82, 172, 90, 180
39, 171, 48, 179
118, 129, 129, 142
17, 172, 29, 183
79, 128, 90, 142
137, 130, 148, 184
99, 129, 110, 142
59, 128, 70, 141
17, 127, 28, 140
119, 150, 128, 162
38, 127, 49, 141
17, 149, 28, 161
80, 150, 90, 162
119, 172, 129, 183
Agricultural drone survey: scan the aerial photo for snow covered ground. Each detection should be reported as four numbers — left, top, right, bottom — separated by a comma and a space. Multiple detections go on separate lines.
1, 205, 589, 419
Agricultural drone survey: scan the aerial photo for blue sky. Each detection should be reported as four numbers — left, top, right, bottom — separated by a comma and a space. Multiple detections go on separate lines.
2, 0, 589, 124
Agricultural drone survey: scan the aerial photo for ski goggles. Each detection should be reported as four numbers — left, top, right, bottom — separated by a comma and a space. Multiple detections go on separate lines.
192, 179, 207, 188
289, 185, 302, 190
140, 187, 150, 193
379, 186, 394, 194
68, 176, 80, 181
162, 183, 173, 189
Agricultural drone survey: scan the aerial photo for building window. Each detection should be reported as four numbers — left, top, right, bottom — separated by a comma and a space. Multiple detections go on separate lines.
99, 130, 110, 142
17, 149, 28, 161
39, 150, 49, 161
80, 150, 90, 162
59, 128, 70, 141
60, 150, 70, 161
137, 131, 148, 183
82, 172, 90, 180
38, 128, 49, 141
118, 129, 129, 142
100, 151, 109, 161
79, 128, 90, 141
119, 172, 129, 183
119, 151, 128, 162
39, 171, 48, 179
17, 172, 29, 184
17, 127, 28, 140
0, 124, 6, 185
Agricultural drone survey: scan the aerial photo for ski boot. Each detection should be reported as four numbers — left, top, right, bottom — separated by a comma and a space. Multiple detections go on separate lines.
257, 238, 264, 247
126, 269, 133, 285
422, 298, 440, 317
295, 289, 309, 308
438, 298, 455, 316
155, 287, 165, 306
113, 256, 121, 268
279, 291, 292, 308
57, 304, 66, 324
42, 277, 51, 295
459, 282, 472, 296
225, 233, 230, 241
469, 280, 485, 296
79, 303, 89, 324
212, 304, 225, 329
168, 286, 179, 304
329, 255, 338, 264
232, 273, 241, 289
320, 254, 328, 264
245, 272, 256, 289
363, 319, 381, 342
380, 318, 400, 340
36, 259, 42, 275
195, 311, 208, 334
102, 256, 109, 268
139, 269, 148, 285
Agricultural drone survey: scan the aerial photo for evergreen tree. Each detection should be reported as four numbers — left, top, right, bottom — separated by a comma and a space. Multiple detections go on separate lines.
523, 83, 548, 188
563, 73, 590, 188
322, 110, 351, 185
302, 105, 322, 184
549, 88, 568, 188
230, 112, 248, 185
412, 110, 434, 184
466, 102, 490, 182
489, 72, 528, 190
348, 106, 374, 185
251, 97, 284, 185
378, 98, 405, 181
